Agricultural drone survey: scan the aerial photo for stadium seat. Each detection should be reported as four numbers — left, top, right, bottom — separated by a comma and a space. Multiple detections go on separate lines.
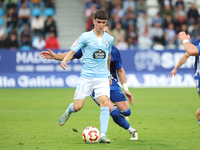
44, 8, 55, 16
146, 0, 159, 8
31, 8, 42, 16
0, 18, 4, 26
21, 45, 31, 51
147, 7, 159, 17
0, 8, 5, 16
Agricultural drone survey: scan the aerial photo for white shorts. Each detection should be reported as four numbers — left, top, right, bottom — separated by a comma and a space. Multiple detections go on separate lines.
74, 77, 110, 100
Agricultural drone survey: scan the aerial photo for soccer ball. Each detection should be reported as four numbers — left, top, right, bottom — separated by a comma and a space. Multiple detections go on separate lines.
82, 126, 100, 144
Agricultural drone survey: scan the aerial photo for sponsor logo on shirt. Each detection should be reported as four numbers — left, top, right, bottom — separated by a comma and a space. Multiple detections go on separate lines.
93, 49, 106, 60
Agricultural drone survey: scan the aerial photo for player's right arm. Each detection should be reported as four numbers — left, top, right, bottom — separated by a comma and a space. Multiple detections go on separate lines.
40, 48, 67, 61
60, 50, 76, 70
169, 52, 190, 77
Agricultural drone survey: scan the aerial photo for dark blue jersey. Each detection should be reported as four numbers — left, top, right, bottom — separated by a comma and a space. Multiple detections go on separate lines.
73, 45, 123, 81
192, 39, 200, 76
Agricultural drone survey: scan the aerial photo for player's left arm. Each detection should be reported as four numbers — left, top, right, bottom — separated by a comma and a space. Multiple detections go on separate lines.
117, 67, 134, 105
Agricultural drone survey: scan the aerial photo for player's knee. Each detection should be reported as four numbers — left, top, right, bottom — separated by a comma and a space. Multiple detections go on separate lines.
120, 108, 131, 117
73, 104, 83, 111
196, 108, 200, 117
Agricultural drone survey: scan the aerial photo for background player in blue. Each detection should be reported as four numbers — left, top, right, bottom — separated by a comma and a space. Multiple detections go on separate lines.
74, 23, 138, 140
42, 9, 114, 143
170, 31, 200, 126
40, 24, 138, 140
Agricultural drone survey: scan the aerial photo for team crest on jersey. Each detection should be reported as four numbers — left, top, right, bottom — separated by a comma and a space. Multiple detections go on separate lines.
73, 40, 78, 46
105, 40, 109, 48
93, 49, 106, 60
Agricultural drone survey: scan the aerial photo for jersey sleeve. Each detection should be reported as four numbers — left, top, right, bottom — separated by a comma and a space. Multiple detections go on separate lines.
70, 34, 85, 52
73, 49, 83, 59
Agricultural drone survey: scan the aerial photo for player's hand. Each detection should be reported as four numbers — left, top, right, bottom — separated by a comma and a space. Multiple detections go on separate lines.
109, 77, 112, 86
125, 91, 134, 105
40, 48, 56, 59
60, 60, 67, 70
178, 32, 190, 42
169, 69, 177, 77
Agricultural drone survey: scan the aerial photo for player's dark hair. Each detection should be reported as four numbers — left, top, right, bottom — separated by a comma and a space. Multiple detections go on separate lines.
93, 9, 108, 20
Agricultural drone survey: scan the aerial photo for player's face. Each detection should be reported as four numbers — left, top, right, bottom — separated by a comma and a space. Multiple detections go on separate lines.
93, 19, 107, 33
103, 26, 110, 34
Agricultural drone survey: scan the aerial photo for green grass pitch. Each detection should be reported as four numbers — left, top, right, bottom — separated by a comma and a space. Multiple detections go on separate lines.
0, 88, 199, 150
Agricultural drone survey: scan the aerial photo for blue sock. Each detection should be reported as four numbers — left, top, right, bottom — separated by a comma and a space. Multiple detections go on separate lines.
67, 103, 76, 114
100, 107, 109, 136
110, 107, 130, 129
198, 119, 200, 126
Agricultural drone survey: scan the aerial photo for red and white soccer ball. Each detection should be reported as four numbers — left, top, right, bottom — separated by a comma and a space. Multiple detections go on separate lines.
82, 126, 100, 144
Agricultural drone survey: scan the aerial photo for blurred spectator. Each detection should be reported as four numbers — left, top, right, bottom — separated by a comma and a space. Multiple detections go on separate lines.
110, 4, 125, 22
44, 0, 55, 10
86, 15, 93, 31
163, 13, 173, 29
173, 3, 186, 32
135, 0, 147, 15
30, 0, 44, 10
21, 34, 31, 46
85, 3, 96, 18
175, 0, 184, 10
190, 22, 200, 43
18, 2, 31, 27
44, 16, 57, 37
17, 0, 30, 10
32, 36, 46, 49
126, 24, 138, 46
85, 3, 96, 31
123, 6, 137, 29
161, 5, 174, 19
111, 4, 126, 27
137, 12, 152, 36
116, 36, 128, 50
7, 26, 17, 38
187, 3, 200, 23
111, 22, 126, 46
20, 23, 31, 46
152, 12, 164, 27
98, 0, 109, 12
127, 36, 135, 50
5, 33, 18, 49
5, 0, 17, 10
6, 7, 17, 28
138, 25, 153, 50
0, 0, 6, 11
150, 22, 164, 46
44, 32, 60, 49
164, 22, 177, 48
31, 15, 44, 36
122, 0, 136, 13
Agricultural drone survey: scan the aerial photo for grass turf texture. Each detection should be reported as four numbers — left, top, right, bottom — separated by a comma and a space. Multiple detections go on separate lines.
0, 88, 199, 150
